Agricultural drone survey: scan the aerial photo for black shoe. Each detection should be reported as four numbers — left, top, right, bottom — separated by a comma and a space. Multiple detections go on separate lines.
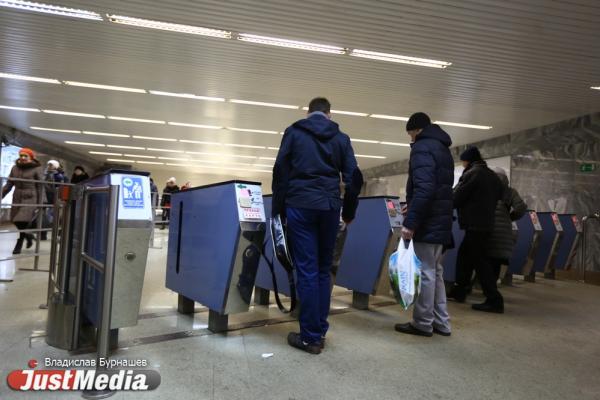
287, 332, 321, 354
433, 327, 452, 337
40, 232, 47, 241
472, 302, 504, 314
26, 234, 34, 249
447, 287, 467, 303
394, 323, 433, 337
13, 239, 24, 255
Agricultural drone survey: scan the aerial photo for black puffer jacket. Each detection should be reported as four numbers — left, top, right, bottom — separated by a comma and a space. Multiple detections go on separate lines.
453, 161, 504, 231
487, 174, 528, 260
404, 124, 454, 244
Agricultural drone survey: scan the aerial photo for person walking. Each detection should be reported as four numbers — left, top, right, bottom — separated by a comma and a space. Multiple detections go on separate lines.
487, 167, 527, 280
1, 148, 44, 254
448, 146, 504, 313
272, 97, 363, 354
160, 177, 179, 230
70, 165, 89, 184
394, 112, 454, 337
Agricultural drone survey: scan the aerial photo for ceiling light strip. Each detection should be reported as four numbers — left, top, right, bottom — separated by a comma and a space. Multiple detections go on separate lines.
108, 116, 165, 124
369, 114, 409, 121
107, 144, 145, 150
132, 135, 176, 141
149, 90, 224, 102
226, 127, 279, 134
0, 105, 40, 112
433, 120, 492, 130
107, 15, 231, 39
0, 0, 103, 20
0, 72, 60, 84
237, 33, 346, 55
63, 81, 146, 93
89, 151, 122, 156
83, 131, 130, 137
30, 126, 80, 133
229, 99, 299, 110
43, 109, 105, 118
349, 49, 451, 69
168, 122, 223, 129
355, 154, 386, 159
65, 141, 105, 147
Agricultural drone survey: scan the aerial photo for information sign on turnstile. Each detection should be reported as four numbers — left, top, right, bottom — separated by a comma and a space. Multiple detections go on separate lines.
531, 212, 564, 279
165, 181, 266, 332
509, 210, 543, 277
336, 196, 403, 309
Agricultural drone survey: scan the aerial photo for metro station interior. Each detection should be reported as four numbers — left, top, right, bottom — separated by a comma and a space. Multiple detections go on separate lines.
1, 1, 600, 399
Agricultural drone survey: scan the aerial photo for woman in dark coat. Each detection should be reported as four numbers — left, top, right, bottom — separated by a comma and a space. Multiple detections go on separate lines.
70, 165, 89, 184
487, 167, 527, 279
1, 148, 44, 254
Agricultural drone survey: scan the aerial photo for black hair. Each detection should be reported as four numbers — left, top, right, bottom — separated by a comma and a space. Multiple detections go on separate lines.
308, 97, 331, 113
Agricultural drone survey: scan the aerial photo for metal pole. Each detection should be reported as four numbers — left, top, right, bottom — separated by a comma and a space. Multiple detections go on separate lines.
82, 184, 119, 399
72, 189, 90, 350
32, 181, 44, 271
41, 193, 62, 309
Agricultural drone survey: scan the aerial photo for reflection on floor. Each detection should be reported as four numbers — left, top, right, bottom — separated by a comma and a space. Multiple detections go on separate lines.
1, 228, 600, 400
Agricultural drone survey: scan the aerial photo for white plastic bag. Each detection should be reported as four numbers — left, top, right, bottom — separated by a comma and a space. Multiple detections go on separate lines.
388, 240, 422, 310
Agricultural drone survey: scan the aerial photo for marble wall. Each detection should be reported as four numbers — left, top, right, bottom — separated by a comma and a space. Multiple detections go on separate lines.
363, 112, 600, 275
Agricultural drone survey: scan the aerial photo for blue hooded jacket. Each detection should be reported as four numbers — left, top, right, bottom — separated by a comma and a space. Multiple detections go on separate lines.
404, 124, 454, 244
272, 113, 363, 220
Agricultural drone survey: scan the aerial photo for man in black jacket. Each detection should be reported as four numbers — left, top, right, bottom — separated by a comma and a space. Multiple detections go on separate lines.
272, 97, 363, 354
449, 146, 504, 313
394, 112, 454, 337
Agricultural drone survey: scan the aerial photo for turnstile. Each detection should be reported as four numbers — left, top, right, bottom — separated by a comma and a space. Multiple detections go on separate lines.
554, 214, 582, 273
336, 196, 403, 309
441, 211, 465, 283
165, 181, 266, 332
509, 210, 543, 278
46, 170, 153, 350
531, 212, 564, 280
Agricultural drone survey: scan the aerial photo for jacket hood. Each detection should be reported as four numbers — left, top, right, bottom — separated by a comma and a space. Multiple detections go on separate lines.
415, 124, 452, 147
293, 113, 340, 141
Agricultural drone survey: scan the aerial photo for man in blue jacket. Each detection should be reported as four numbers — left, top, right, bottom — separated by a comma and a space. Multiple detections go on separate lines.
272, 97, 363, 354
395, 112, 454, 337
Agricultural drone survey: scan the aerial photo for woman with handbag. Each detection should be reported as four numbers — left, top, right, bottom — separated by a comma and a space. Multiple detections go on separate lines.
1, 148, 44, 254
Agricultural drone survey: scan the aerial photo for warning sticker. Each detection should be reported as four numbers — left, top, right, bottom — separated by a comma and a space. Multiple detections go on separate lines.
121, 176, 145, 208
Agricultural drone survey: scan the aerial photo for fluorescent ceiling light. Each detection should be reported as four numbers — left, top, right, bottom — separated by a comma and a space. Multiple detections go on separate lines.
592, 86, 600, 90
184, 151, 257, 159
165, 163, 192, 167
149, 90, 225, 102
369, 114, 409, 121
0, 105, 40, 112
43, 109, 105, 119
168, 121, 223, 129
225, 143, 266, 149
124, 154, 156, 159
136, 161, 164, 165
259, 157, 276, 160
349, 49, 451, 69
63, 81, 146, 93
146, 148, 184, 153
380, 141, 411, 147
0, 72, 60, 84
65, 141, 105, 147
237, 33, 346, 55
107, 144, 145, 150
254, 164, 273, 168
229, 99, 299, 110
434, 120, 492, 130
30, 126, 80, 133
108, 116, 165, 124
158, 156, 186, 161
83, 131, 130, 138
355, 154, 386, 159
226, 127, 279, 135
107, 158, 134, 163
108, 15, 232, 39
351, 138, 379, 144
89, 151, 122, 156
0, 1, 102, 20
133, 135, 176, 142
179, 139, 222, 145
267, 147, 280, 150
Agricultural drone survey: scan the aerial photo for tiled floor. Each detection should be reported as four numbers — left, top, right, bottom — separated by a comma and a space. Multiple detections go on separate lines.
1, 228, 600, 399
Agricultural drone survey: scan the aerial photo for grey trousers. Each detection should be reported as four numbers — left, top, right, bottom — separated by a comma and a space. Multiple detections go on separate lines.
411, 242, 451, 333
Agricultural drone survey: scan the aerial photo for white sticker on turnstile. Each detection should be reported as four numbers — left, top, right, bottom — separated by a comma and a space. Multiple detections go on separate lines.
236, 184, 266, 222
121, 176, 144, 208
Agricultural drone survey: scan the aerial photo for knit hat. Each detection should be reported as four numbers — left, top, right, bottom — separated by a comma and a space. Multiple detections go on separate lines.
460, 146, 483, 162
18, 147, 35, 159
406, 112, 431, 131
47, 159, 60, 169
167, 177, 176, 183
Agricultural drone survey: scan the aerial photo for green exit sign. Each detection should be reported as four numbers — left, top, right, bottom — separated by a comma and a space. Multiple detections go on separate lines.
580, 163, 596, 172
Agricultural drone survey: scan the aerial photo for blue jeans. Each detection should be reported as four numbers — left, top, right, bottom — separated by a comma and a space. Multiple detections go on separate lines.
286, 207, 340, 344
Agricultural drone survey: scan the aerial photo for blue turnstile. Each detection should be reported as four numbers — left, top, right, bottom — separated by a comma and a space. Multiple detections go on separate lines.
165, 181, 266, 332
336, 196, 404, 309
509, 210, 543, 276
532, 212, 564, 278
554, 214, 582, 271
441, 211, 465, 283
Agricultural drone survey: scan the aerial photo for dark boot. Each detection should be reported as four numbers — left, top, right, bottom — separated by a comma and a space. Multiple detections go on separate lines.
13, 238, 24, 254
287, 332, 321, 354
26, 234, 34, 249
472, 300, 504, 314
394, 323, 433, 337
41, 231, 47, 241
447, 286, 467, 303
